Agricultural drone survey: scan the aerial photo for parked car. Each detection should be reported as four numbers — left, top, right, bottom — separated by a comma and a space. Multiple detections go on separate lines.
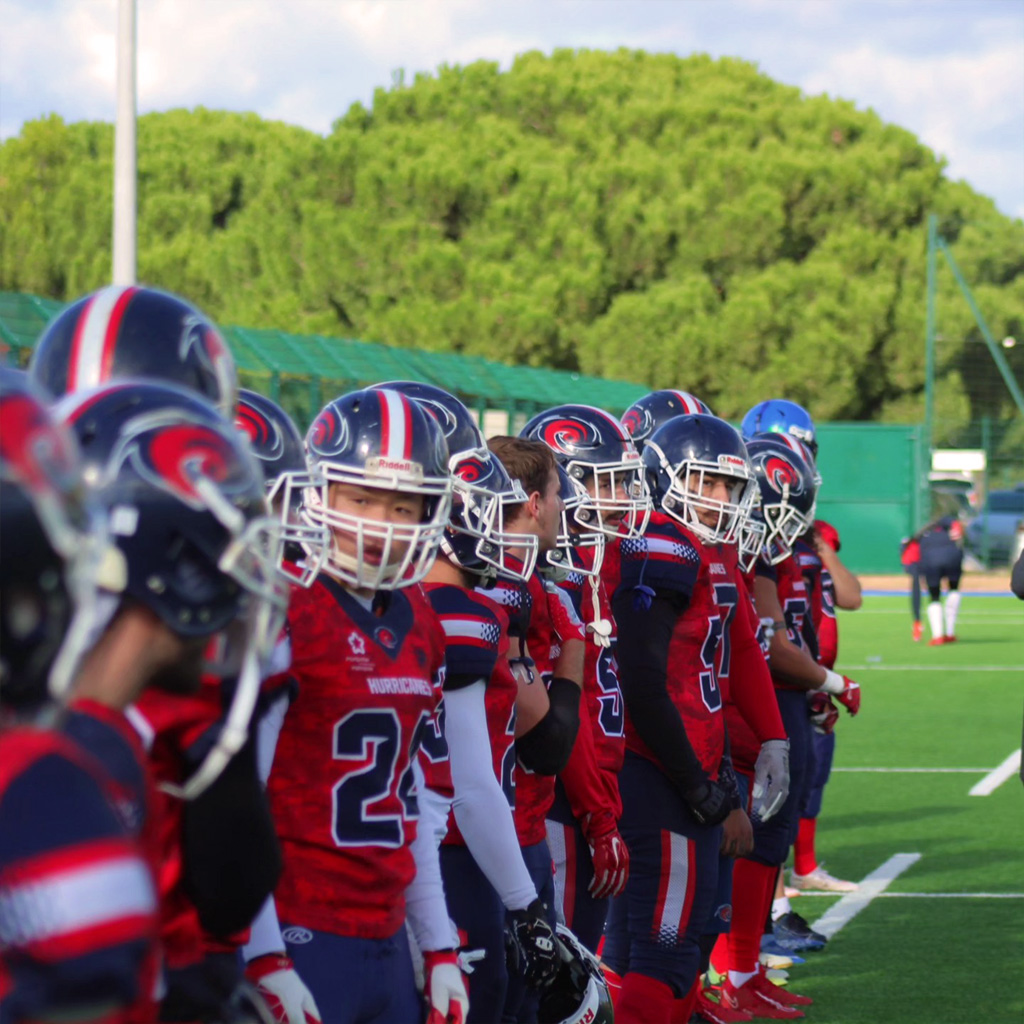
965, 487, 1024, 566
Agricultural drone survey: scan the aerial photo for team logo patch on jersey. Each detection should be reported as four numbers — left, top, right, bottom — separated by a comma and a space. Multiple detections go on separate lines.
374, 626, 398, 650
281, 926, 313, 945
347, 631, 366, 656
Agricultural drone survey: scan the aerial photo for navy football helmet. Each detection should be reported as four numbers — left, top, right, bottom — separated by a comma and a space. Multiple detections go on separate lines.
741, 399, 817, 456
235, 389, 328, 587
539, 465, 605, 582
746, 433, 818, 565
621, 389, 713, 452
372, 381, 537, 582
59, 380, 288, 797
537, 925, 614, 1024
0, 370, 121, 709
643, 414, 756, 544
30, 285, 237, 415
520, 404, 650, 538
303, 387, 453, 590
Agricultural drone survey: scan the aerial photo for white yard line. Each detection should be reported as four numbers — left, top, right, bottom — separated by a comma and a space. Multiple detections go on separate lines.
836, 664, 1024, 672
968, 749, 1021, 796
831, 767, 988, 773
796, 891, 1024, 898
810, 853, 921, 939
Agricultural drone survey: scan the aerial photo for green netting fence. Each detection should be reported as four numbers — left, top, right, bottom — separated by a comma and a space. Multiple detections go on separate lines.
0, 290, 648, 432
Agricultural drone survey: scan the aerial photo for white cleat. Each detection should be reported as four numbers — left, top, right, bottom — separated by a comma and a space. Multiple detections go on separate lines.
790, 865, 859, 893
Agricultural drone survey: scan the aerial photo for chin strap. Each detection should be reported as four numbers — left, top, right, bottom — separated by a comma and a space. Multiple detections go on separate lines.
585, 575, 611, 649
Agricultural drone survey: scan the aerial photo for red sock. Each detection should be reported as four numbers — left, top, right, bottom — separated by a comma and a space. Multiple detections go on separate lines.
602, 964, 623, 1010
710, 933, 730, 977
617, 973, 675, 1024
729, 859, 778, 974
671, 976, 701, 1023
794, 817, 818, 876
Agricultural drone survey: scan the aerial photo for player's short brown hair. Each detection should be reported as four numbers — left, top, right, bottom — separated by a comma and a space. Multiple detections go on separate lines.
487, 436, 557, 507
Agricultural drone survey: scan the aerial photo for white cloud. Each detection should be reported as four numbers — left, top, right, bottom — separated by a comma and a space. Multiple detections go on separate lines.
1, 0, 1021, 217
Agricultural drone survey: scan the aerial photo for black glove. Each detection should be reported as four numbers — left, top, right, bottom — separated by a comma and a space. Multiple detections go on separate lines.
506, 899, 559, 989
683, 778, 732, 826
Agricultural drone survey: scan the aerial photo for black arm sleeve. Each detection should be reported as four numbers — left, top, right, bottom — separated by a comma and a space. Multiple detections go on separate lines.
612, 585, 708, 800
182, 736, 283, 937
515, 676, 581, 776
1011, 550, 1024, 600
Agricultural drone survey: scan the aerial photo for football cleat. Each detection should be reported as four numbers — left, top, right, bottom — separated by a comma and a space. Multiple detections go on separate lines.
750, 967, 812, 1008
790, 865, 859, 893
719, 978, 803, 1020
772, 912, 826, 952
928, 636, 946, 647
944, 634, 958, 643
759, 949, 797, 970
759, 935, 805, 964
696, 982, 753, 1024
912, 620, 923, 642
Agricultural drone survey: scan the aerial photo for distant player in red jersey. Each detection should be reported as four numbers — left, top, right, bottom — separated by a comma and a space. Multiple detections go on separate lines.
0, 370, 159, 1022
603, 414, 759, 1024
254, 388, 470, 1024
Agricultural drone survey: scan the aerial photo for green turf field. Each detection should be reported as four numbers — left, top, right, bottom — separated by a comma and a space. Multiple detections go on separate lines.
777, 594, 1024, 1024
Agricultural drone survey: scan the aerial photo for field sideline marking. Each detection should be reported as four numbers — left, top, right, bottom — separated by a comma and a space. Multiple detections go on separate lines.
968, 749, 1021, 796
832, 767, 988, 773
836, 664, 1024, 672
810, 853, 920, 939
794, 891, 1024, 899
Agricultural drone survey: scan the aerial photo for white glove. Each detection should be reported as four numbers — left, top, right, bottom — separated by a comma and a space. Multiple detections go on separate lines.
424, 950, 469, 1024
245, 954, 322, 1024
751, 738, 790, 823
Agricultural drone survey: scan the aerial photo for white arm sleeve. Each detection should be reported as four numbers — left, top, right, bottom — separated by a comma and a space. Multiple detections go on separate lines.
446, 680, 537, 912
406, 758, 460, 954
242, 893, 286, 961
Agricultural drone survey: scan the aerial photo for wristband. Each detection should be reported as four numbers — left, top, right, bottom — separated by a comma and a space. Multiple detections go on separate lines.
819, 668, 845, 695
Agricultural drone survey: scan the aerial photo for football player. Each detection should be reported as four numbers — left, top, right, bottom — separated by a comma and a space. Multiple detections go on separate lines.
521, 404, 653, 954
602, 413, 759, 1024
914, 516, 966, 644
252, 388, 469, 1024
0, 371, 159, 1021
58, 380, 290, 1020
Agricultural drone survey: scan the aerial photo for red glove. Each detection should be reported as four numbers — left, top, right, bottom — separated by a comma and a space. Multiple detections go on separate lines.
423, 949, 469, 1024
821, 670, 861, 716
545, 584, 586, 644
808, 692, 839, 734
585, 823, 629, 899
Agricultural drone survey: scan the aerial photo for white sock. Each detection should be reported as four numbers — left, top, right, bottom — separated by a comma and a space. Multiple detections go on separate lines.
729, 969, 757, 989
944, 590, 961, 636
927, 601, 944, 640
772, 896, 791, 921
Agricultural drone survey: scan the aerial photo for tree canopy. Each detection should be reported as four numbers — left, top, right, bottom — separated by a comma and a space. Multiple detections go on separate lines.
2, 48, 1021, 440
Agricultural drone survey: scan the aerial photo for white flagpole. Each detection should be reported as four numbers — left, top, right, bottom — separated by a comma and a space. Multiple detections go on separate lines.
112, 0, 137, 285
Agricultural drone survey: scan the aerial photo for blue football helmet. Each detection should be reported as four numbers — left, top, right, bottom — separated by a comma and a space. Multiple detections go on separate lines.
372, 381, 538, 582
235, 389, 328, 587
303, 387, 453, 590
740, 400, 817, 456
746, 433, 818, 565
539, 465, 605, 583
520, 404, 650, 538
643, 414, 756, 544
0, 370, 121, 709
621, 390, 713, 452
30, 285, 238, 416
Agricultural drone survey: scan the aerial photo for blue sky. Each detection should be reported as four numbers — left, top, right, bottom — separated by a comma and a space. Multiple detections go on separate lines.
2, 0, 1021, 218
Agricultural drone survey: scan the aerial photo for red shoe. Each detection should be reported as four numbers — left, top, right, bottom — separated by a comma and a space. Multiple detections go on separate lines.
944, 634, 957, 643
928, 637, 945, 646
720, 978, 804, 1020
912, 621, 922, 642
697, 984, 753, 1023
750, 966, 813, 1008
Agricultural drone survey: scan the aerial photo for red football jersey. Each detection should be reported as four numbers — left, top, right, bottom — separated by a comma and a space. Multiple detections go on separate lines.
266, 576, 446, 940
617, 512, 725, 778
426, 585, 519, 847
